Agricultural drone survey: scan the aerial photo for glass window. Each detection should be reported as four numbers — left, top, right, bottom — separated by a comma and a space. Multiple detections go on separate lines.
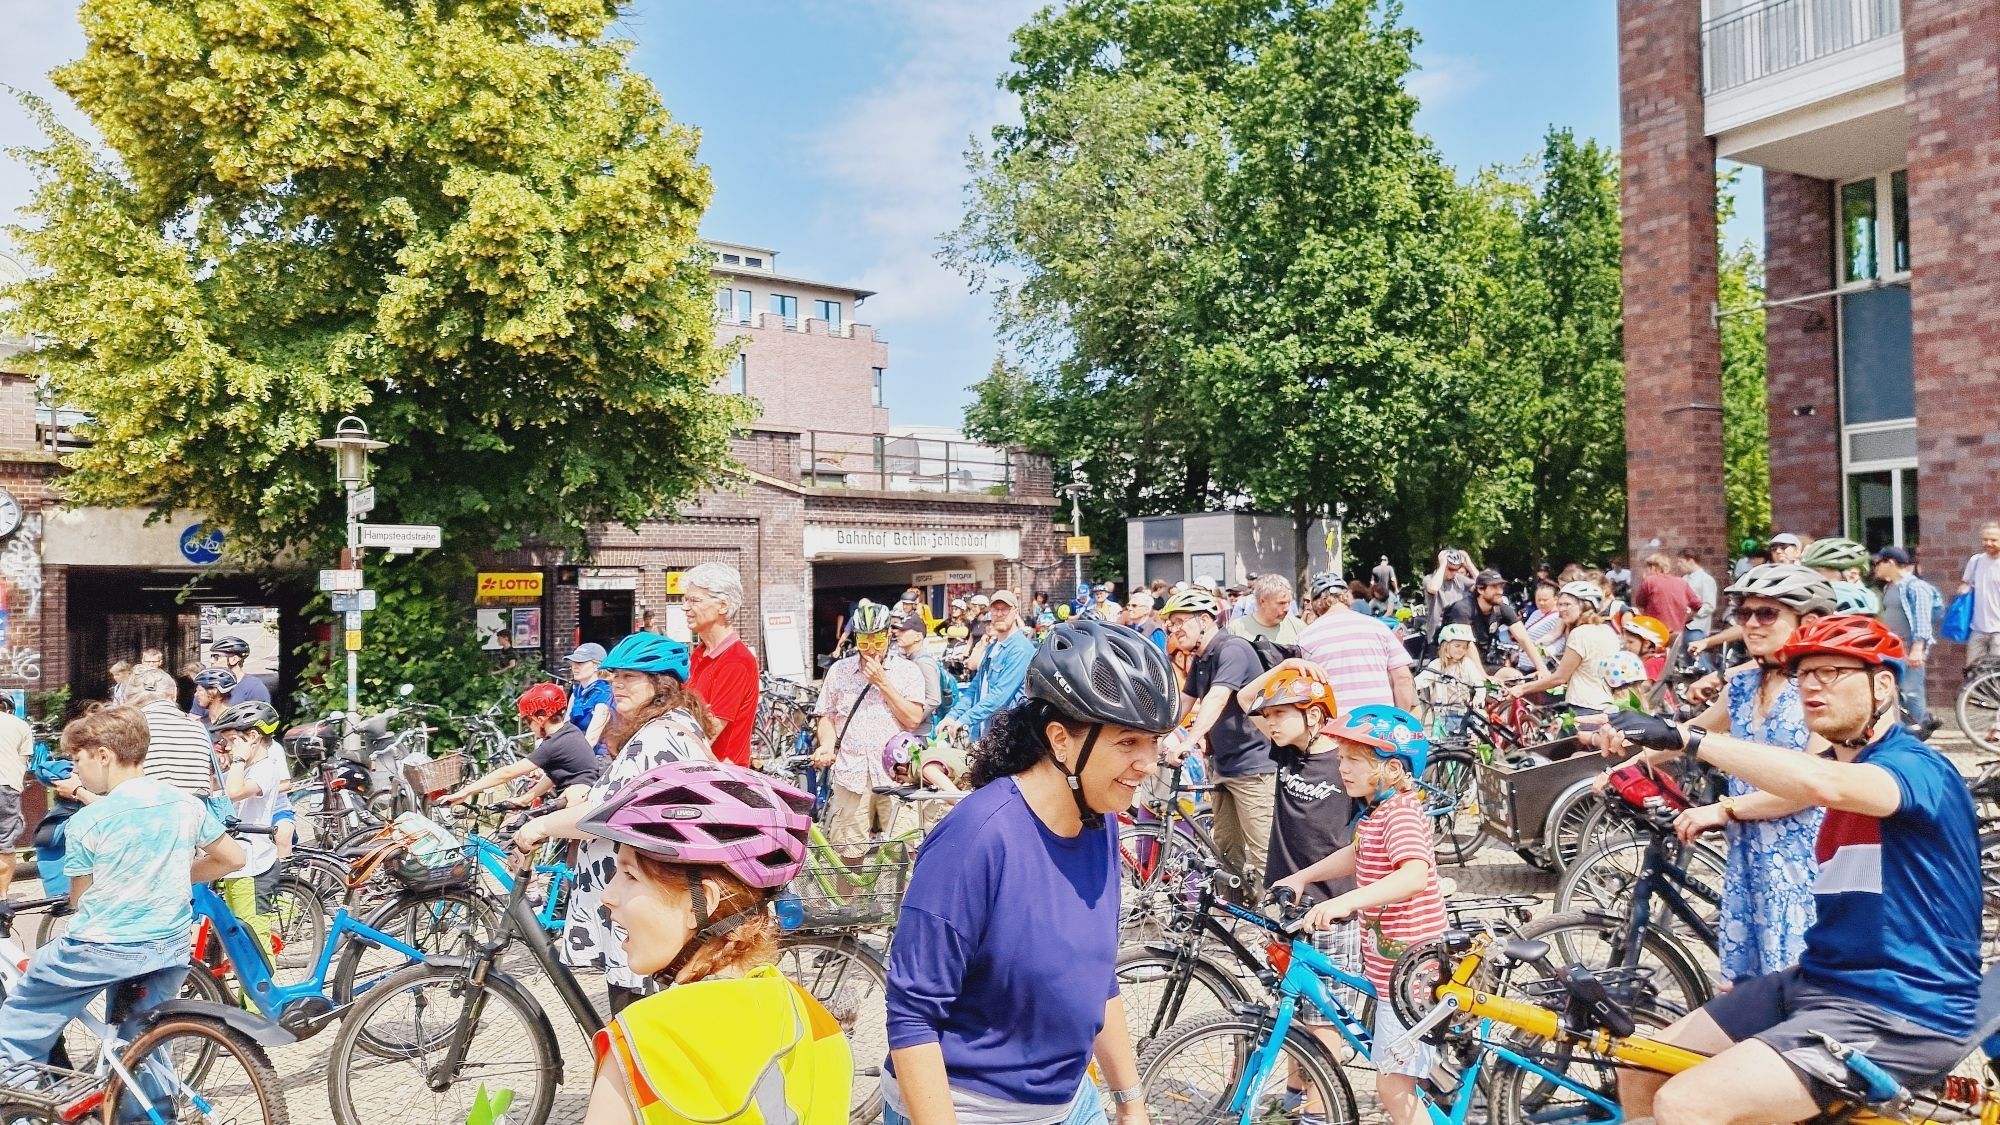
1841, 179, 1877, 282
735, 289, 751, 323
1839, 286, 1913, 423
1847, 470, 1894, 550
1890, 170, 1909, 274
721, 253, 741, 265
871, 367, 885, 407
815, 299, 842, 331
772, 294, 798, 327
714, 286, 732, 317
745, 257, 763, 268
727, 354, 746, 395
1898, 466, 1919, 549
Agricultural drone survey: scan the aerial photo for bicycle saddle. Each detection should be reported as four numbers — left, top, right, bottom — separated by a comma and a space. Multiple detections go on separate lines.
1498, 938, 1551, 964
871, 785, 920, 798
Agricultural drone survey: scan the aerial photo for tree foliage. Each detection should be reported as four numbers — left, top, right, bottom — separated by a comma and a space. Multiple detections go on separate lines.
1718, 177, 1771, 550
7, 0, 746, 563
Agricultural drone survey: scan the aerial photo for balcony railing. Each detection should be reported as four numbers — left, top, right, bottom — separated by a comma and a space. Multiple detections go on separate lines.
1703, 0, 1900, 93
800, 429, 1014, 495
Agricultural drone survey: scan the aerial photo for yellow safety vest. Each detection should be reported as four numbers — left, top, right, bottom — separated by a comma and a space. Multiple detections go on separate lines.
593, 965, 852, 1125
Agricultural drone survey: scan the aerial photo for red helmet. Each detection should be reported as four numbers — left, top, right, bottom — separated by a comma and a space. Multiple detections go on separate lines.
516, 683, 569, 721
1776, 613, 1905, 676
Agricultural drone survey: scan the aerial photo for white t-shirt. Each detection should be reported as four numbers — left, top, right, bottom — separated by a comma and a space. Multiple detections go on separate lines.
1563, 623, 1621, 711
229, 752, 290, 878
1964, 553, 2000, 634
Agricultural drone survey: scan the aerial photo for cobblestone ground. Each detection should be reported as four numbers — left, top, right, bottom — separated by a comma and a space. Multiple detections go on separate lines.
11, 731, 1982, 1124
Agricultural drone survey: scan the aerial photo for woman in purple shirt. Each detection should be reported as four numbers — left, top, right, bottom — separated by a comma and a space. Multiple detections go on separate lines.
885, 621, 1179, 1125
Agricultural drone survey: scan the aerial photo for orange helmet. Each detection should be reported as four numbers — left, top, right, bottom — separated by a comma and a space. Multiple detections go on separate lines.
1622, 615, 1671, 651
516, 682, 569, 721
1244, 666, 1336, 716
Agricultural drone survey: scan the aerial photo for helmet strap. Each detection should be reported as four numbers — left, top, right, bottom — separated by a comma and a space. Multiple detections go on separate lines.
657, 868, 763, 984
1052, 723, 1105, 830
1835, 673, 1894, 753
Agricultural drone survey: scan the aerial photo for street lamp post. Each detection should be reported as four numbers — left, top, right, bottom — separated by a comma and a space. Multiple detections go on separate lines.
1061, 480, 1087, 596
316, 416, 387, 717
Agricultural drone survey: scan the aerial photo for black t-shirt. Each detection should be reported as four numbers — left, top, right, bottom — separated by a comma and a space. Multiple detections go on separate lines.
528, 721, 605, 791
1185, 634, 1275, 777
1443, 595, 1519, 658
1266, 744, 1358, 900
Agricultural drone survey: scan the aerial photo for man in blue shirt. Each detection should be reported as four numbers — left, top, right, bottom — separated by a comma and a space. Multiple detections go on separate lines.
1595, 615, 1982, 1125
207, 636, 272, 706
564, 642, 613, 754
935, 590, 1033, 742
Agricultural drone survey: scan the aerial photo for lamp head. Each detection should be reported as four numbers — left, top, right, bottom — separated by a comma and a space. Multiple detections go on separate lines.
315, 415, 390, 485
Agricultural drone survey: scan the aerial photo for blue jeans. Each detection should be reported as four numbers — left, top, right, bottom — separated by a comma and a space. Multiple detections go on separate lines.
0, 934, 189, 1065
883, 1079, 1106, 1125
1901, 660, 1930, 727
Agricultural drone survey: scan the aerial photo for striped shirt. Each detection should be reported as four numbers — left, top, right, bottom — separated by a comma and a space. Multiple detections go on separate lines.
139, 700, 222, 799
1295, 608, 1413, 710
1353, 792, 1448, 992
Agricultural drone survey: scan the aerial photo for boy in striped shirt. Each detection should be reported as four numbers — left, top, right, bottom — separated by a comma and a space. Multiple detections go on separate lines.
1281, 706, 1447, 1125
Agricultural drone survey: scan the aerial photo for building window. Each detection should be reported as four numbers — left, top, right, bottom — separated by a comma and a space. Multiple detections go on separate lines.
772, 294, 798, 327
745, 257, 763, 268
1839, 286, 1913, 424
1890, 169, 1908, 274
1846, 466, 1919, 551
714, 285, 733, 318
1837, 170, 1909, 284
1836, 168, 1915, 550
1840, 178, 1876, 282
814, 299, 842, 331
871, 367, 884, 407
727, 354, 746, 395
721, 253, 741, 265
734, 289, 751, 323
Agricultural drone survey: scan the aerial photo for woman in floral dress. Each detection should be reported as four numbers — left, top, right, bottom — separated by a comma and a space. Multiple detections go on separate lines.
1664, 564, 1838, 984
513, 632, 716, 1015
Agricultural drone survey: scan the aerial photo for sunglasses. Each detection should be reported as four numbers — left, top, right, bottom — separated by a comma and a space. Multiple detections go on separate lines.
1739, 605, 1787, 626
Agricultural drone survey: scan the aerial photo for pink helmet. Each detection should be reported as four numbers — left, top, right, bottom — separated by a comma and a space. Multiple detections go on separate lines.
882, 731, 924, 776
577, 761, 813, 890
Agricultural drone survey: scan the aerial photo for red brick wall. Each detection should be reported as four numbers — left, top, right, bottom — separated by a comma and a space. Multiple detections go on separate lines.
1618, 0, 1729, 566
1762, 171, 1843, 538
718, 315, 891, 437
1903, 0, 2000, 687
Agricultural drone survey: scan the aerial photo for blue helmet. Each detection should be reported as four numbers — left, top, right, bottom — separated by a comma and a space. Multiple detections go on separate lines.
600, 633, 692, 681
193, 667, 239, 692
1332, 704, 1430, 779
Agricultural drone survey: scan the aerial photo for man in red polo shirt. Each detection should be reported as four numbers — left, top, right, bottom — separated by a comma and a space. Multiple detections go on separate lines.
682, 563, 759, 766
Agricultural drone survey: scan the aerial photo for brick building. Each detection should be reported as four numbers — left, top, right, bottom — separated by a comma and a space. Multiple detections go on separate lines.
0, 242, 1061, 703
1620, 0, 1998, 680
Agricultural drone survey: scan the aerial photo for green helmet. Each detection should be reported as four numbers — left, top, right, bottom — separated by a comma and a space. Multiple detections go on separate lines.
1799, 536, 1869, 573
849, 600, 892, 635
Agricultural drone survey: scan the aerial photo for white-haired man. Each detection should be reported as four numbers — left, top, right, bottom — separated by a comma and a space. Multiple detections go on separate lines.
682, 563, 759, 767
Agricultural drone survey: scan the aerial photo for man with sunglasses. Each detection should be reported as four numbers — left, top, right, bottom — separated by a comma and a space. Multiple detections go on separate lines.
814, 601, 927, 860
936, 590, 1034, 742
1592, 614, 1981, 1125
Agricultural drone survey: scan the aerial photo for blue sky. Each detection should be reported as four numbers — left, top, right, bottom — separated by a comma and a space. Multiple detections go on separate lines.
1, 2, 1761, 427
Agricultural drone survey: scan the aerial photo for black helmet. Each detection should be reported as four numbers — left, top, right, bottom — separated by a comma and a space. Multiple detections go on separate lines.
193, 667, 239, 692
1026, 620, 1178, 735
209, 636, 251, 658
212, 701, 281, 736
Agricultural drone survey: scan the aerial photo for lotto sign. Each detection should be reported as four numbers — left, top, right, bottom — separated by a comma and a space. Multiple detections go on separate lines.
475, 572, 544, 599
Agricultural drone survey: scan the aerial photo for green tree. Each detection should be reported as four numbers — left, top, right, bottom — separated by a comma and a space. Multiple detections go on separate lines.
7, 0, 743, 706
1718, 178, 1771, 549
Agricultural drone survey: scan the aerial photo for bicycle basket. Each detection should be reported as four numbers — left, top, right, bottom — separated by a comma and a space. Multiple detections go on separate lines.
784, 838, 914, 930
388, 844, 475, 892
403, 752, 469, 797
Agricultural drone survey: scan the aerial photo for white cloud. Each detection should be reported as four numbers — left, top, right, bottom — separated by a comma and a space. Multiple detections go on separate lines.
1408, 48, 1484, 107
809, 0, 1038, 329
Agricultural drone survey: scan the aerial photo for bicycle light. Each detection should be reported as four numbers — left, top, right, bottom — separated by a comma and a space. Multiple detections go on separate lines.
1265, 941, 1292, 975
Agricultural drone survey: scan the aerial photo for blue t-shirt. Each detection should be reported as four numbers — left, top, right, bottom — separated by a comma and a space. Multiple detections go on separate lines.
885, 776, 1121, 1107
569, 677, 612, 750
63, 777, 227, 944
1798, 726, 1983, 1037
227, 675, 273, 706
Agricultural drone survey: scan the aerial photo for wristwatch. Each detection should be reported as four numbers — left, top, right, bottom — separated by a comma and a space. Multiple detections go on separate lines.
1682, 725, 1706, 761
1109, 1087, 1144, 1106
1718, 794, 1738, 822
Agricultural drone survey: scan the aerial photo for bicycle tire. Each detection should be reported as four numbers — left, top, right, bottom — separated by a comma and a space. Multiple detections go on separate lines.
1556, 833, 1726, 957
105, 1013, 290, 1125
1488, 1000, 1678, 1125
1544, 783, 1606, 875
1957, 668, 2000, 754
774, 933, 889, 1125
1114, 944, 1255, 1052
1422, 747, 1487, 864
0, 1104, 59, 1125
332, 886, 502, 1006
1136, 1009, 1359, 1125
1116, 821, 1217, 934
1514, 910, 1714, 1016
271, 872, 329, 981
325, 960, 560, 1125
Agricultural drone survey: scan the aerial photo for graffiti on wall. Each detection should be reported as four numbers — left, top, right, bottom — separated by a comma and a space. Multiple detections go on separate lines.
0, 647, 40, 682
0, 513, 43, 619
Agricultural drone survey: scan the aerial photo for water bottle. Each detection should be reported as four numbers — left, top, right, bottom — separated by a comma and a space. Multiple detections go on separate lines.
774, 890, 806, 932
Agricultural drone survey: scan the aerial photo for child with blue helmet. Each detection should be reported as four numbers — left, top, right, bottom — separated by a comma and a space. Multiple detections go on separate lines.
1271, 704, 1446, 1125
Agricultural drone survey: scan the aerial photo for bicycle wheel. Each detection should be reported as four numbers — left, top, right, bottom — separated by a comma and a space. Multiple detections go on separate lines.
1138, 1010, 1359, 1125
1958, 668, 2000, 754
0, 1105, 58, 1125
1545, 784, 1606, 874
104, 1013, 290, 1125
1114, 944, 1254, 1052
1556, 833, 1725, 968
1488, 1001, 1678, 1125
1117, 821, 1214, 934
1421, 747, 1487, 864
270, 873, 328, 985
333, 887, 504, 1005
284, 850, 355, 909
1514, 910, 1714, 1016
325, 961, 560, 1125
775, 934, 888, 1125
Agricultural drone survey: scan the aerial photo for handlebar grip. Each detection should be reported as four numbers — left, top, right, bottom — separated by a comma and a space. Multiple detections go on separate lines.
226, 822, 279, 837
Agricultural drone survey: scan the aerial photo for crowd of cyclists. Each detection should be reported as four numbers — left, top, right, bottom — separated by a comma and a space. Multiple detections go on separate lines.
0, 527, 1996, 1125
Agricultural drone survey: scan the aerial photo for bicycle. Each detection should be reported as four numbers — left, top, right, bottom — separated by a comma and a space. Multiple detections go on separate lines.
1115, 763, 1229, 935
1958, 658, 2000, 754
0, 898, 294, 1125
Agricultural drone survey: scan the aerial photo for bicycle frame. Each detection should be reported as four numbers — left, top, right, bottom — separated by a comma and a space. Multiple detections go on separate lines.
464, 834, 569, 934
1607, 811, 1723, 958
193, 883, 427, 1024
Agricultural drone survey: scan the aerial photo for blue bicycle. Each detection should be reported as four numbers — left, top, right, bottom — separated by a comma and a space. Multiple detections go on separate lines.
1136, 892, 1669, 1125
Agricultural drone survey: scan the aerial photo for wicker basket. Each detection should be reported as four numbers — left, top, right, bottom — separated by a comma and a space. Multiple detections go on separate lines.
403, 752, 469, 797
785, 838, 915, 930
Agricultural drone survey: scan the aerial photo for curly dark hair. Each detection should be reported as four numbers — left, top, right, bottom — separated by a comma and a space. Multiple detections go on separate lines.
967, 699, 1089, 789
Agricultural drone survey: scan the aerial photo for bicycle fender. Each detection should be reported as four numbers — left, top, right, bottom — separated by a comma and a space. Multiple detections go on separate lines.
144, 1000, 298, 1048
